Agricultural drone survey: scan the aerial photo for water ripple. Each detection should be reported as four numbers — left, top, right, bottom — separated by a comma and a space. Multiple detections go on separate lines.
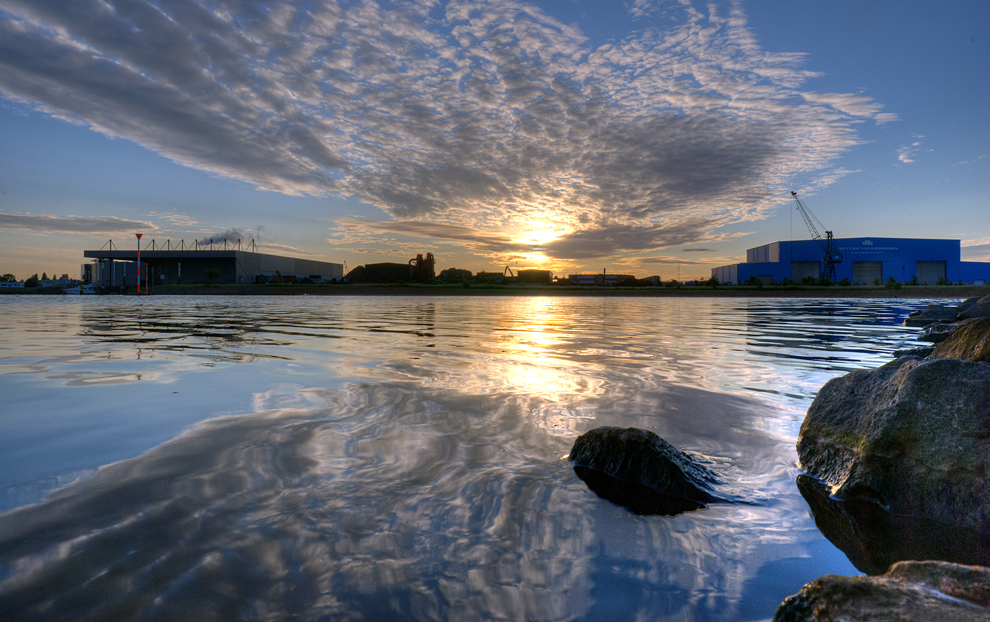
0, 295, 948, 621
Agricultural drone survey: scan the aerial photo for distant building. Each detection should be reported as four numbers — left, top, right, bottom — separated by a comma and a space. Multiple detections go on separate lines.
409, 253, 436, 283
88, 259, 137, 289
567, 273, 635, 286
37, 274, 78, 289
474, 271, 505, 283
345, 262, 417, 284
83, 247, 344, 286
712, 237, 990, 285
0, 280, 25, 288
516, 269, 552, 285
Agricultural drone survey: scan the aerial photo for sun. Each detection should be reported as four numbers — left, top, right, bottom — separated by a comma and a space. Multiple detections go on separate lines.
514, 221, 569, 247
520, 252, 551, 264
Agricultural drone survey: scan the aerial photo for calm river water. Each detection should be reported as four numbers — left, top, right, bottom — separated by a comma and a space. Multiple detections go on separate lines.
0, 295, 940, 621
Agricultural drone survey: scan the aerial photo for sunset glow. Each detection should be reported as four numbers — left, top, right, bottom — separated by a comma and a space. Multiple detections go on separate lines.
0, 1, 986, 279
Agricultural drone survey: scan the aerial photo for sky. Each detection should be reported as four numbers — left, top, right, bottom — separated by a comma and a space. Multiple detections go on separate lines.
0, 0, 988, 281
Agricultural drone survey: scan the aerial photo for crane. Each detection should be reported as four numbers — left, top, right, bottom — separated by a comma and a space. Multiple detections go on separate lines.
790, 191, 842, 282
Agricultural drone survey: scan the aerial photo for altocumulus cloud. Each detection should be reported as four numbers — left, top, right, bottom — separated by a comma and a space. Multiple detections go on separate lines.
0, 0, 892, 262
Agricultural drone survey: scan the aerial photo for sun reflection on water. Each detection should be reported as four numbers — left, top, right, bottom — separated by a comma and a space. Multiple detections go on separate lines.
0, 295, 944, 622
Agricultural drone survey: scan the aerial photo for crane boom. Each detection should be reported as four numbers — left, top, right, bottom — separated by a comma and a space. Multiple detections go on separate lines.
790, 191, 842, 282
791, 191, 823, 242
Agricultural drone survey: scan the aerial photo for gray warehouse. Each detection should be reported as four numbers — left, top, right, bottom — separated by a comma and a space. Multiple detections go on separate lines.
83, 248, 344, 286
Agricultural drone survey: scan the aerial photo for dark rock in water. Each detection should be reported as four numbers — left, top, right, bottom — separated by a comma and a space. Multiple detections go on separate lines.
958, 294, 990, 320
904, 303, 958, 327
797, 357, 990, 532
573, 466, 706, 516
773, 560, 990, 622
569, 426, 722, 513
796, 474, 990, 576
930, 317, 990, 362
891, 345, 935, 358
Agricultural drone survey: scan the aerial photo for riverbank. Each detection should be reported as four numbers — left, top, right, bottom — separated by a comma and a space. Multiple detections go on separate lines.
4, 282, 986, 298
140, 283, 988, 298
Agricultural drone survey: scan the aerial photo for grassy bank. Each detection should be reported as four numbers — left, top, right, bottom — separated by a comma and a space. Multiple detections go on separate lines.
4, 283, 985, 298
135, 283, 988, 298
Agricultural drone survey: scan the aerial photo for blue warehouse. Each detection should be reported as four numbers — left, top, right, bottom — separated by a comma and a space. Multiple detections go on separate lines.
712, 237, 990, 286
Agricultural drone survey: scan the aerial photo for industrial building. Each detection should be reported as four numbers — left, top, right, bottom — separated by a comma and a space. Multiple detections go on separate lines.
83, 247, 344, 287
343, 253, 436, 284
712, 237, 990, 285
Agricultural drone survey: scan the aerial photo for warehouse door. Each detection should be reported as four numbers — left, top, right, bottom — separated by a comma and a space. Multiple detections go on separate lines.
915, 261, 946, 285
791, 261, 820, 282
852, 261, 882, 285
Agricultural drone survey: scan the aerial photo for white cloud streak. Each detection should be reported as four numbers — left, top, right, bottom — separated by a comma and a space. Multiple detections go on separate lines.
0, 0, 892, 263
0, 212, 156, 233
897, 135, 924, 164
962, 243, 990, 263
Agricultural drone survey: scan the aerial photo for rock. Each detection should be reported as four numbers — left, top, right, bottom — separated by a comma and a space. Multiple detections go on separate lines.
569, 426, 723, 513
797, 357, 990, 532
796, 474, 990, 576
957, 296, 984, 316
931, 318, 990, 362
904, 304, 960, 327
773, 560, 990, 622
572, 465, 706, 516
958, 295, 990, 320
917, 321, 960, 343
891, 345, 935, 358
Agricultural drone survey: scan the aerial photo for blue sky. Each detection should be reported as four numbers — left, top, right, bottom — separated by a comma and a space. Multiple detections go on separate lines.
1, 0, 987, 281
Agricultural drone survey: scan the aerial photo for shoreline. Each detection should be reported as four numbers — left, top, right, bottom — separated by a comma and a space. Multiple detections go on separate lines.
5, 284, 986, 299
139, 284, 986, 298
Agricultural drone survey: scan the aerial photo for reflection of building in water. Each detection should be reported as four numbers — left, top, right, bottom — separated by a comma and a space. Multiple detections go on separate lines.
712, 238, 990, 285
83, 244, 344, 286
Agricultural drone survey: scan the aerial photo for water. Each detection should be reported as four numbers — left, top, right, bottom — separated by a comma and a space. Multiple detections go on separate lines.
0, 295, 940, 621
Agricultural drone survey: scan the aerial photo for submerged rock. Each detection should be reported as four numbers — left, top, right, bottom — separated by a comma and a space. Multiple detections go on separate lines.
569, 426, 723, 514
773, 560, 990, 622
930, 317, 990, 362
797, 356, 990, 531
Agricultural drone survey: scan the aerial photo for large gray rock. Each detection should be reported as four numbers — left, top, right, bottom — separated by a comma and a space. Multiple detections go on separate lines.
891, 345, 935, 358
773, 560, 990, 622
917, 321, 959, 343
797, 357, 990, 531
931, 318, 990, 363
904, 304, 960, 327
959, 295, 990, 320
569, 426, 723, 514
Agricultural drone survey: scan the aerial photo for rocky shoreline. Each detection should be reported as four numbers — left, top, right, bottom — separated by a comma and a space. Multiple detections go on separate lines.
775, 294, 990, 620
564, 294, 990, 620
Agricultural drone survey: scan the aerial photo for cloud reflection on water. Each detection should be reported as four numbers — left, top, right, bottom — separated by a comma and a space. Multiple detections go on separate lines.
0, 295, 938, 620
0, 378, 808, 621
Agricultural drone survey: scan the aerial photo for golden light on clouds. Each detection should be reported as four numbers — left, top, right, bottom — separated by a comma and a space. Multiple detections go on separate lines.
513, 216, 570, 246
520, 252, 551, 265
